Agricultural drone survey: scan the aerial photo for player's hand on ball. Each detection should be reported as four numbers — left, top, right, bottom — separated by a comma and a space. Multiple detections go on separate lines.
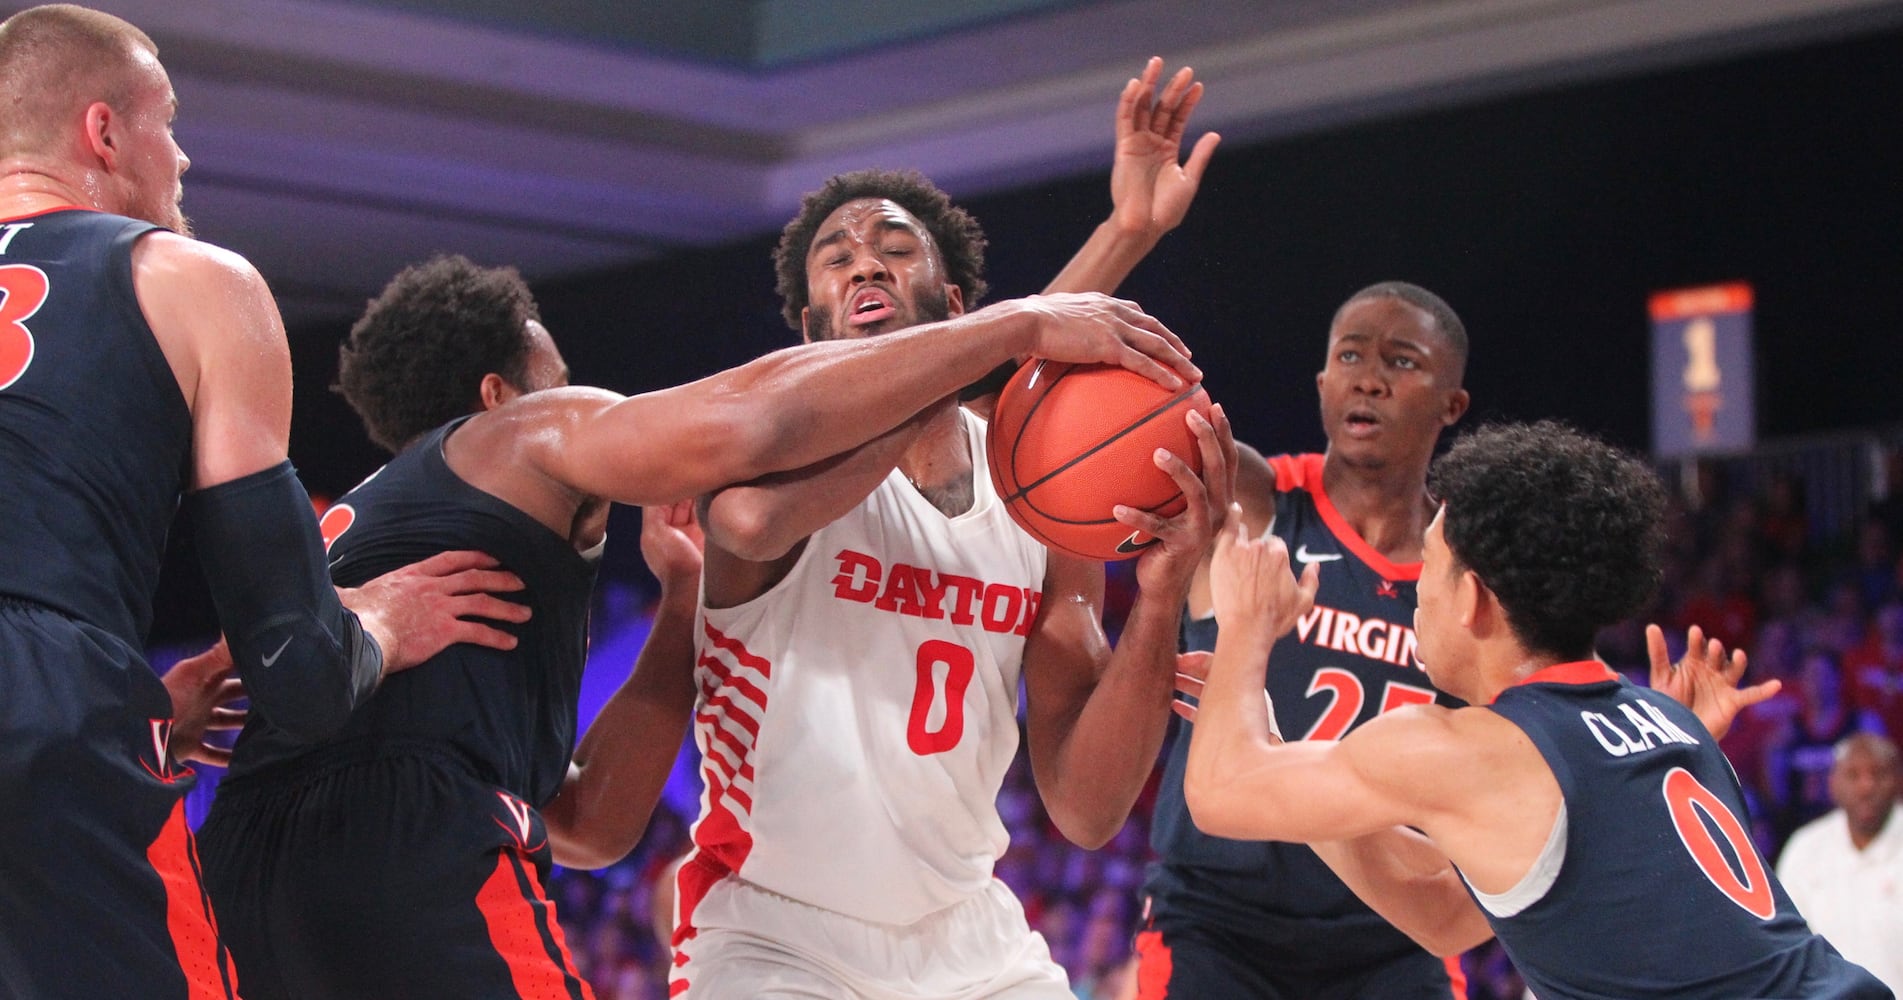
1016, 292, 1199, 390
1209, 504, 1319, 640
1115, 403, 1236, 595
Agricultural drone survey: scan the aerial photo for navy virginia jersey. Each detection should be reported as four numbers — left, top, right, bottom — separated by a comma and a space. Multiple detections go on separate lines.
0, 208, 187, 648
223, 417, 599, 807
1478, 662, 1890, 1000
1148, 453, 1461, 965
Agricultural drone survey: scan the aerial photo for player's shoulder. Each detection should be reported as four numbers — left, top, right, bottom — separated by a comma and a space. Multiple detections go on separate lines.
129, 231, 273, 324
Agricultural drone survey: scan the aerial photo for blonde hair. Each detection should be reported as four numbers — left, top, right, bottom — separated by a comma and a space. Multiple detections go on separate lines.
0, 5, 160, 158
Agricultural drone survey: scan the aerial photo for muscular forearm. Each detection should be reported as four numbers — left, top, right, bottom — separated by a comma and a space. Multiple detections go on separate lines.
1037, 589, 1184, 848
1311, 829, 1494, 957
1183, 622, 1284, 837
544, 590, 698, 869
702, 405, 939, 562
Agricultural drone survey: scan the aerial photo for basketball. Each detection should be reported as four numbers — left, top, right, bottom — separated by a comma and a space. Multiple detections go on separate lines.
987, 360, 1212, 561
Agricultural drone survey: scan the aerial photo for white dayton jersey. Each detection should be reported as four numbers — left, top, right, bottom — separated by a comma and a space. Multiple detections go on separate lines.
689, 408, 1048, 926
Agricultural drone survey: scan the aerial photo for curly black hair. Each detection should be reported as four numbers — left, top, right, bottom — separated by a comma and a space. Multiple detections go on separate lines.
772, 169, 988, 331
335, 255, 541, 454
1429, 421, 1666, 659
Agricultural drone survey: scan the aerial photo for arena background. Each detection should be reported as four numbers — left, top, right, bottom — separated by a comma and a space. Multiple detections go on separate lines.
41, 1, 1899, 996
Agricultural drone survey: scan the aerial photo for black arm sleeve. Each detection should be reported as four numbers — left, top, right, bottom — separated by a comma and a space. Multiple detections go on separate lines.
187, 460, 382, 742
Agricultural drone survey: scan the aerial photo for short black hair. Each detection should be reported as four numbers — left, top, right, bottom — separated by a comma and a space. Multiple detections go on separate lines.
1430, 421, 1665, 659
336, 255, 540, 454
773, 168, 988, 331
1336, 281, 1469, 385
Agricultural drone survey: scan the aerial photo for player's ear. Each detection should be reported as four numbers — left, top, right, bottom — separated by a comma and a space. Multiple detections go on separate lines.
82, 102, 116, 166
945, 284, 964, 318
478, 372, 516, 410
1455, 569, 1486, 632
799, 306, 813, 344
1443, 388, 1471, 427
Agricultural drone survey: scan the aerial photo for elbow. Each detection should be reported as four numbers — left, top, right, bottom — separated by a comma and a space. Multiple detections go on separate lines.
550, 831, 636, 872
704, 490, 797, 562
1418, 913, 1494, 957
1183, 763, 1255, 841
1047, 802, 1120, 851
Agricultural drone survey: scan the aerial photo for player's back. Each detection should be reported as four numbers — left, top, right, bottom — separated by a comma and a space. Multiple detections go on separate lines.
221, 416, 598, 807
0, 208, 188, 649
1481, 663, 1891, 1000
1149, 453, 1457, 965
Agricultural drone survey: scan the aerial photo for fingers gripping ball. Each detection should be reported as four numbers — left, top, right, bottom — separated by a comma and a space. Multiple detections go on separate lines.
987, 360, 1211, 561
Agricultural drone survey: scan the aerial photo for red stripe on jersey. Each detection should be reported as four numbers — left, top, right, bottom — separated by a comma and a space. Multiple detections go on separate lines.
672, 825, 749, 996
696, 684, 763, 739
1271, 453, 1422, 583
702, 621, 773, 677
1133, 928, 1173, 999
145, 802, 238, 1000
1501, 660, 1619, 700
473, 852, 595, 1000
1445, 954, 1469, 999
696, 709, 753, 768
697, 651, 769, 714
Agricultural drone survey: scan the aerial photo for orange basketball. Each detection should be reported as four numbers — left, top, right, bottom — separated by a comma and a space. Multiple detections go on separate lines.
987, 360, 1211, 561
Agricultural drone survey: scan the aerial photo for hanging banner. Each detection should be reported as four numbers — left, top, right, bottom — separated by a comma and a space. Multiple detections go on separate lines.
1650, 282, 1755, 458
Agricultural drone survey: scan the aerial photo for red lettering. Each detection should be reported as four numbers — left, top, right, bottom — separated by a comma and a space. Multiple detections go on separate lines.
940, 574, 982, 625
1014, 589, 1042, 636
831, 550, 881, 603
909, 565, 950, 621
907, 640, 975, 755
875, 562, 927, 616
980, 583, 1023, 633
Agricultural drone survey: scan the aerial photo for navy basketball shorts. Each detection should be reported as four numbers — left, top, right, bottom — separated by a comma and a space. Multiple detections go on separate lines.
0, 600, 239, 1000
197, 742, 593, 1000
1133, 902, 1467, 1000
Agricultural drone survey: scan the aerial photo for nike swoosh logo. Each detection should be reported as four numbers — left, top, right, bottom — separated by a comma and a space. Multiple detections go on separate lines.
1295, 545, 1344, 564
260, 635, 292, 668
1115, 531, 1161, 555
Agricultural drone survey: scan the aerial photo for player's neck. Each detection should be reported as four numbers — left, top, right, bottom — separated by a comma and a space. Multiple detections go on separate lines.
1320, 455, 1435, 561
0, 166, 98, 217
1473, 645, 1566, 704
899, 405, 973, 518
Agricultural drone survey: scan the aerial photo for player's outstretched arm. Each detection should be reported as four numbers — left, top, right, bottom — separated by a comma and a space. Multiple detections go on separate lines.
700, 403, 942, 565
544, 503, 702, 869
521, 294, 1199, 508
1020, 407, 1233, 848
1046, 57, 1221, 295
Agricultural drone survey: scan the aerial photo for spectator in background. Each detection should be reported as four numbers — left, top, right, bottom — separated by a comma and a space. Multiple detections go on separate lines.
1846, 602, 1903, 738
1776, 733, 1903, 993
1851, 518, 1898, 612
1767, 649, 1868, 841
1759, 471, 1811, 566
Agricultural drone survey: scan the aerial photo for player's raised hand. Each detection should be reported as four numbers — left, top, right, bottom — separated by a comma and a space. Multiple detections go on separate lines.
162, 640, 247, 767
640, 501, 704, 597
1646, 623, 1780, 740
1014, 291, 1199, 390
1116, 404, 1237, 597
1210, 504, 1319, 640
1111, 57, 1221, 239
342, 550, 532, 676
